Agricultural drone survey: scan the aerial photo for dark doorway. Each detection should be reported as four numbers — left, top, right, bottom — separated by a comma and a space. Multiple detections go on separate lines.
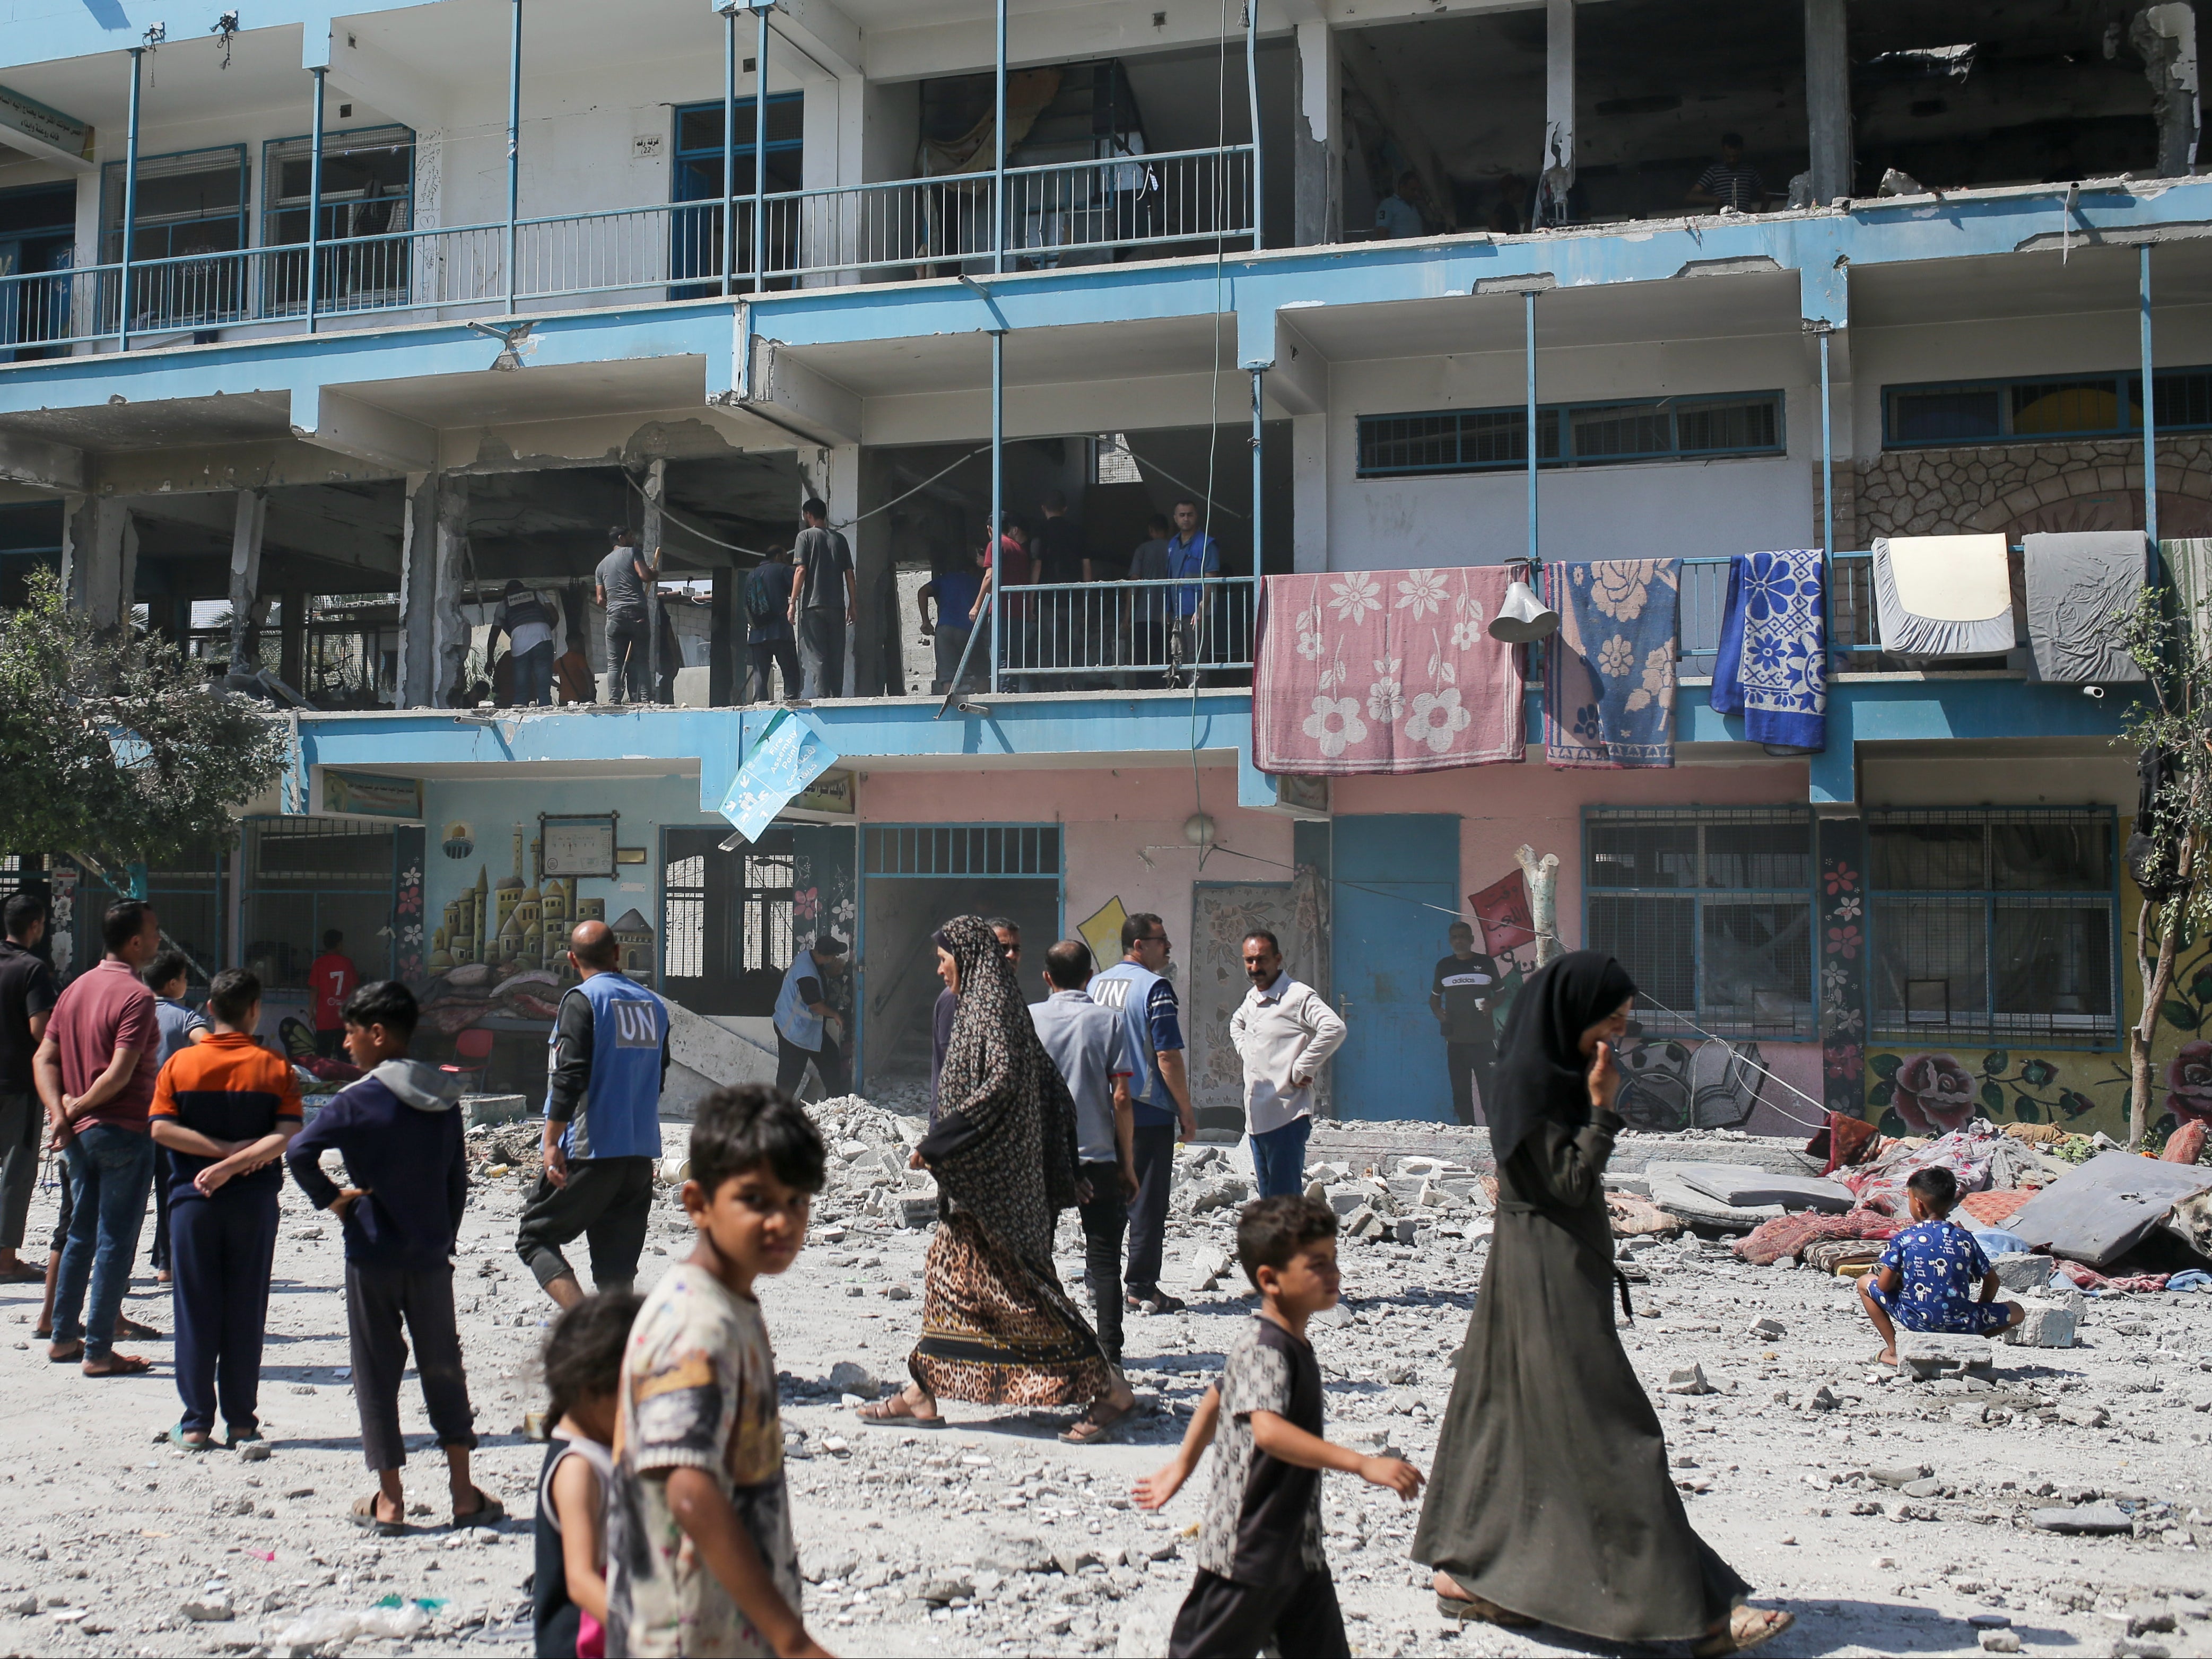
661, 824, 794, 1016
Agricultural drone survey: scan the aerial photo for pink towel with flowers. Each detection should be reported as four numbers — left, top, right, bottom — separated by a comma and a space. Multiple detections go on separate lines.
1252, 566, 1526, 773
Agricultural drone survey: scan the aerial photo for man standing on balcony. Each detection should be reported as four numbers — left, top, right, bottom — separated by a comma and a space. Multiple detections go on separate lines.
1035, 490, 1091, 688
490, 580, 558, 708
1686, 134, 1767, 214
789, 499, 855, 701
595, 529, 653, 703
744, 545, 802, 704
1162, 500, 1221, 687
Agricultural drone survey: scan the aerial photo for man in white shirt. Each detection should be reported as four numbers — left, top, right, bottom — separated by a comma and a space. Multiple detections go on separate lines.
1227, 930, 1347, 1198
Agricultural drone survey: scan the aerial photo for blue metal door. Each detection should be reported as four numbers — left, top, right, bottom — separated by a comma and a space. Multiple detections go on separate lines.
1330, 815, 1460, 1121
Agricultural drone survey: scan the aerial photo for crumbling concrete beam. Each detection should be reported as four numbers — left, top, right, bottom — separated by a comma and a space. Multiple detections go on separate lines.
1805, 0, 1852, 203
226, 490, 267, 671
2133, 3, 2201, 179
291, 386, 439, 476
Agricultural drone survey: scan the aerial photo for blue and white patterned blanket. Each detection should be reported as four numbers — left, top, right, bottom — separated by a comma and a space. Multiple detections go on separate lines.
1710, 549, 1826, 750
1544, 560, 1679, 768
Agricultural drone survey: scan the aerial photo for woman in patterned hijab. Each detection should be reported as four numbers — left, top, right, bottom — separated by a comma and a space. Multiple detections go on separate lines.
858, 914, 1136, 1439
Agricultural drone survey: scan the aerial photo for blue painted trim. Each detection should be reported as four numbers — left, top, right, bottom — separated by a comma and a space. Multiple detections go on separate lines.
1807, 678, 2138, 805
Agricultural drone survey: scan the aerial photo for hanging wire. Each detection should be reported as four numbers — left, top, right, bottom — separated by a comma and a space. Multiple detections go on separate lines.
620, 444, 992, 563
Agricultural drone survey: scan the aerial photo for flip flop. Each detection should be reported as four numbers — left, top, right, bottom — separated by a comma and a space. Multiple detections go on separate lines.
82, 1354, 152, 1377
856, 1393, 944, 1427
451, 1487, 505, 1529
1434, 1593, 1537, 1628
0, 1262, 45, 1283
1692, 1606, 1795, 1658
352, 1493, 405, 1537
168, 1424, 217, 1453
1060, 1396, 1139, 1446
45, 1341, 81, 1363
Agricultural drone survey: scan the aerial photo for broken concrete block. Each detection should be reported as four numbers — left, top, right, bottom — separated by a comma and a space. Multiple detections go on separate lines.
895, 1193, 939, 1229
826, 1361, 878, 1396
1343, 1206, 1386, 1242
1664, 1363, 1714, 1395
2056, 1401, 2109, 1429
1749, 1317, 1786, 1339
1990, 1251, 2059, 1295
1901, 1477, 1945, 1499
2128, 1606, 2179, 1637
461, 1093, 527, 1128
2002, 1298, 2077, 1349
1303, 1179, 1328, 1204
1869, 1465, 1932, 1489
1323, 1186, 1366, 1218
1979, 1631, 2022, 1654
181, 1588, 235, 1622
2031, 1503, 2132, 1533
1188, 1247, 1235, 1291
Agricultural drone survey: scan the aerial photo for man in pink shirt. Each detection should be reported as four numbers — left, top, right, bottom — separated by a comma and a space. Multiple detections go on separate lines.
34, 898, 161, 1376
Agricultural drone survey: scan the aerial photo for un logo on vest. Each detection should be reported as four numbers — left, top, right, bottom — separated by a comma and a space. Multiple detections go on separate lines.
613, 1000, 659, 1048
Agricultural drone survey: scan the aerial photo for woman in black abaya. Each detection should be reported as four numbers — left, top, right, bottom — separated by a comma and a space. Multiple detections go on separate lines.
1411, 951, 1792, 1657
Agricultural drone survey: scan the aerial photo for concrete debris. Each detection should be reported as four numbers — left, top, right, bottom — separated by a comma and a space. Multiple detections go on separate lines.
1869, 1465, 1932, 1489
2004, 1298, 2079, 1349
1991, 1251, 2061, 1294
1979, 1630, 2022, 1653
1748, 1317, 1786, 1339
1664, 1363, 1715, 1395
181, 1587, 236, 1622
2031, 1503, 2134, 1533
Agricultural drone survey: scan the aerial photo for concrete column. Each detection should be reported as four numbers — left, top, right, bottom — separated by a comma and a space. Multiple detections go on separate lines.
280, 587, 306, 693
397, 472, 437, 708
1805, 0, 1852, 204
641, 457, 666, 703
60, 495, 137, 631
2133, 4, 2200, 178
432, 476, 472, 707
824, 442, 868, 694
1293, 20, 1341, 247
1540, 0, 1576, 224
222, 491, 267, 670
1292, 413, 1329, 574
709, 565, 734, 707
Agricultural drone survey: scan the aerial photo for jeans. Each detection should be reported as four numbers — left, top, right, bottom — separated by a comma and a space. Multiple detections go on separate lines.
0, 1091, 39, 1251
515, 1156, 654, 1292
605, 615, 650, 702
1249, 1115, 1312, 1199
798, 608, 846, 700
1076, 1161, 1127, 1365
512, 640, 555, 707
747, 636, 801, 703
1124, 1122, 1177, 1296
50, 1123, 155, 1360
1446, 1040, 1497, 1128
170, 1190, 280, 1435
346, 1261, 478, 1472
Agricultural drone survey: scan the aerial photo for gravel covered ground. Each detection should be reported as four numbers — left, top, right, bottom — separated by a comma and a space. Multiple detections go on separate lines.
0, 1100, 2205, 1658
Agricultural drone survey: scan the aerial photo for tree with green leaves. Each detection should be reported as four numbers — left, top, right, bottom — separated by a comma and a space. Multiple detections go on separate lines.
0, 569, 288, 890
2119, 584, 2212, 1149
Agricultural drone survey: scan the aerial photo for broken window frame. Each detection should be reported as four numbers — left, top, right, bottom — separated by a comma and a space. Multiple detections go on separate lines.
1864, 807, 2120, 1047
259, 123, 416, 319
99, 143, 251, 331
1883, 366, 2212, 449
1354, 391, 1785, 479
1580, 806, 1815, 1041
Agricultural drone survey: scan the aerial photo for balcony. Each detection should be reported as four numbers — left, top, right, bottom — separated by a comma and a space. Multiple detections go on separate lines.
0, 145, 1257, 354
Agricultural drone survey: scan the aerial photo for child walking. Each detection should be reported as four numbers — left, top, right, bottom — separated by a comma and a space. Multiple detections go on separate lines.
604, 1084, 831, 1659
1135, 1194, 1424, 1659
284, 981, 500, 1533
535, 1291, 641, 1659
149, 968, 299, 1450
1860, 1165, 2027, 1365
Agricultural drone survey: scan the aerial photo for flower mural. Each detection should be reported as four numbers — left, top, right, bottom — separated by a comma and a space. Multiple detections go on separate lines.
1302, 695, 1368, 757
1889, 1052, 1979, 1135
2166, 1040, 2212, 1125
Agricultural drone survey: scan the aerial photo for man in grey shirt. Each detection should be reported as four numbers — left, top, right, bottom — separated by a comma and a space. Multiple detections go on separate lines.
1028, 938, 1135, 1372
595, 528, 652, 703
789, 497, 855, 700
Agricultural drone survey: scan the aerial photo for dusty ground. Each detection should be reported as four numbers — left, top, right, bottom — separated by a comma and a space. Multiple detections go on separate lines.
0, 1101, 2204, 1659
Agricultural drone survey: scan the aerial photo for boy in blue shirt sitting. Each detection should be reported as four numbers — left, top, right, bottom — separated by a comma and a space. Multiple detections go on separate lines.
1859, 1166, 2026, 1365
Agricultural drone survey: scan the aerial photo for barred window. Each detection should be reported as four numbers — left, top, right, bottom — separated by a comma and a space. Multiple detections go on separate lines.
1884, 365, 2212, 448
1583, 808, 1814, 1039
1867, 809, 2117, 1043
1355, 391, 1782, 478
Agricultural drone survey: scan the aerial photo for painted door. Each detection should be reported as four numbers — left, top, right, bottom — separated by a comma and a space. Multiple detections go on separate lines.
1330, 814, 1460, 1121
1188, 881, 1319, 1136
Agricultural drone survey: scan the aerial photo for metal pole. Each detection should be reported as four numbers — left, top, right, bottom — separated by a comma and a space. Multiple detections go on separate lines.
1525, 289, 1539, 571
1250, 367, 1264, 669
994, 0, 1007, 274
990, 329, 1004, 691
1819, 327, 1834, 656
721, 6, 736, 296
1246, 0, 1262, 249
304, 66, 326, 334
754, 2, 769, 292
2143, 242, 2159, 561
119, 48, 144, 351
504, 0, 521, 316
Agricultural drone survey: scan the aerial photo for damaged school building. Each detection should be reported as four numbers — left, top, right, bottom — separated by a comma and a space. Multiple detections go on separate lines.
5, 0, 2212, 1147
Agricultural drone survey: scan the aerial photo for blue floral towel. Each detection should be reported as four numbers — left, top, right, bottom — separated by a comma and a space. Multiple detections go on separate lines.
1544, 560, 1679, 768
1710, 549, 1826, 750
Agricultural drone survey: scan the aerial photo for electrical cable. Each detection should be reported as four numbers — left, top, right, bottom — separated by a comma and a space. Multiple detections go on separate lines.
621, 445, 992, 564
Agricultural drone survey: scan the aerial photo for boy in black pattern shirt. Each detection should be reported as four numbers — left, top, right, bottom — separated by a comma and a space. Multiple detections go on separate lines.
1134, 1195, 1424, 1658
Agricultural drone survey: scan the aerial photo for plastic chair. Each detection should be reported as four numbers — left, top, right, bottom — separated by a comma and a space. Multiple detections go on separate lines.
442, 1026, 495, 1088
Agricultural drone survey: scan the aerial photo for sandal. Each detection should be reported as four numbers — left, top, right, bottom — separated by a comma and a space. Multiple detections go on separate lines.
82, 1352, 152, 1377
451, 1487, 505, 1529
1060, 1395, 1139, 1446
351, 1492, 406, 1537
0, 1262, 45, 1283
45, 1341, 81, 1363
1692, 1606, 1795, 1658
857, 1390, 942, 1426
168, 1423, 216, 1453
1434, 1591, 1537, 1628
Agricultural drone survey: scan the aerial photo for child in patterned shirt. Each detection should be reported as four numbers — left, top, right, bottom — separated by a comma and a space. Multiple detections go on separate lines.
1859, 1165, 2026, 1365
1133, 1195, 1423, 1659
603, 1086, 832, 1659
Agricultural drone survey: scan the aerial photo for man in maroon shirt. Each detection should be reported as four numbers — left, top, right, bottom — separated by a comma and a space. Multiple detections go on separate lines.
34, 898, 161, 1376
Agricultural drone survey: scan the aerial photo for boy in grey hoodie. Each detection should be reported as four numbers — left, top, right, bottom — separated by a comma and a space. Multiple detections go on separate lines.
285, 981, 501, 1534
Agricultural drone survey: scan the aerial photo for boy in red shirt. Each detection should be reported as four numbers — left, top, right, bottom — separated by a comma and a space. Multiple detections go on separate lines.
151, 968, 302, 1448
308, 931, 359, 1059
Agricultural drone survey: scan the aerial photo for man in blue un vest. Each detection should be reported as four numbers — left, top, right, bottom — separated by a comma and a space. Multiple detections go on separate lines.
518, 918, 669, 1311
773, 936, 852, 1098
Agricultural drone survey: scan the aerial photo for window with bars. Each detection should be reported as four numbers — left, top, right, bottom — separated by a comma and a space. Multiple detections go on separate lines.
1867, 810, 2117, 1043
660, 825, 794, 1016
1355, 391, 1783, 478
1582, 808, 1815, 1039
864, 825, 1061, 877
1884, 365, 2212, 447
240, 818, 394, 990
